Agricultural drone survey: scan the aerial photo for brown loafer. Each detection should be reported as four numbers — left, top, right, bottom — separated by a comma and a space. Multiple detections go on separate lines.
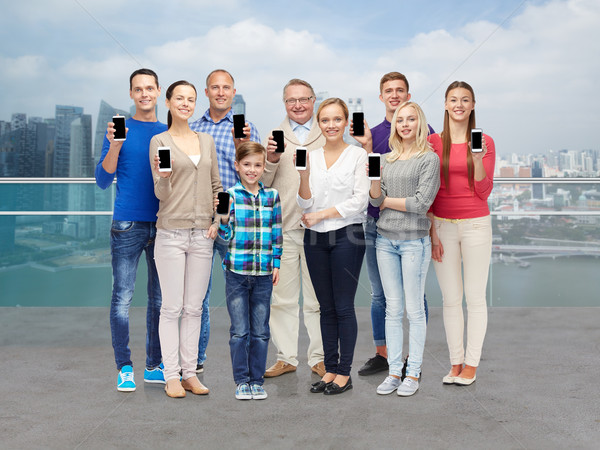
264, 361, 297, 378
311, 361, 326, 377
165, 379, 186, 398
181, 377, 209, 395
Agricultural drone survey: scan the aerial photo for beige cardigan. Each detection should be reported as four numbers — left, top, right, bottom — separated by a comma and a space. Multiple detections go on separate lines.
149, 131, 222, 230
261, 117, 325, 232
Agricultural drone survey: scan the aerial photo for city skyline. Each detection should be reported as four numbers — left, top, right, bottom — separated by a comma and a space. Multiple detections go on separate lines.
1, 0, 599, 155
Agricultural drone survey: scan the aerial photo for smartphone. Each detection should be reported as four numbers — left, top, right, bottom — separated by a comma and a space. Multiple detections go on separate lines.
216, 192, 230, 215
295, 147, 307, 170
353, 112, 365, 137
368, 153, 381, 180
157, 147, 172, 172
273, 130, 285, 153
113, 116, 126, 141
471, 128, 483, 153
233, 114, 246, 139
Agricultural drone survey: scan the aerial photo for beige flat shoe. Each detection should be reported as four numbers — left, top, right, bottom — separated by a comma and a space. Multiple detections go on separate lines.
454, 374, 476, 386
165, 379, 186, 398
181, 377, 209, 395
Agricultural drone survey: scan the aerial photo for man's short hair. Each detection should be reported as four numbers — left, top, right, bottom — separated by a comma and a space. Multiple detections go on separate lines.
379, 72, 409, 93
205, 69, 235, 87
129, 68, 159, 90
282, 79, 316, 101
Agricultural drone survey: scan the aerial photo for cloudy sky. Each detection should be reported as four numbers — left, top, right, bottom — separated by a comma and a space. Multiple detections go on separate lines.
1, 0, 598, 155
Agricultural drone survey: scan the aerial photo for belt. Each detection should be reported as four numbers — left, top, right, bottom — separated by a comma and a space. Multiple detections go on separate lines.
433, 216, 468, 223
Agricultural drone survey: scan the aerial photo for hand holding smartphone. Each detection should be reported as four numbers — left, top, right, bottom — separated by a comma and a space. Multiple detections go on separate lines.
295, 147, 307, 170
352, 112, 365, 137
471, 128, 483, 153
157, 147, 172, 172
272, 130, 285, 153
216, 192, 230, 215
233, 114, 246, 139
368, 153, 381, 180
113, 116, 126, 141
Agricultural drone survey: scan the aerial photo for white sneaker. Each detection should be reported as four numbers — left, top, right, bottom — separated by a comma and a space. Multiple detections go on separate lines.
376, 376, 401, 395
397, 377, 419, 396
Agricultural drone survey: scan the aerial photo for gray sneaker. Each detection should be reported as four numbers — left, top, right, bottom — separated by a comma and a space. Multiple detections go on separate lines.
397, 377, 419, 396
376, 376, 401, 395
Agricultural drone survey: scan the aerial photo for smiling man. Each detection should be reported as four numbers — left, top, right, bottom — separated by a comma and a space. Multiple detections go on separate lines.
95, 68, 167, 391
261, 79, 326, 379
189, 69, 260, 375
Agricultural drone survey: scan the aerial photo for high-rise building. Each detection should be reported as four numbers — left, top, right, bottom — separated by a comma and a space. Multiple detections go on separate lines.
532, 159, 545, 200
11, 113, 26, 131
232, 94, 246, 115
94, 100, 130, 165
0, 120, 10, 136
54, 105, 84, 177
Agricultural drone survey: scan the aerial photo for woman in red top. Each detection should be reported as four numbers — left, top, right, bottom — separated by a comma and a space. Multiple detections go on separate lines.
428, 81, 495, 386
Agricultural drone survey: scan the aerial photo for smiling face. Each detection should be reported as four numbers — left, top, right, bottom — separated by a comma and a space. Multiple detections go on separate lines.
205, 71, 236, 114
445, 87, 475, 122
317, 103, 348, 143
395, 105, 419, 145
380, 79, 411, 117
284, 84, 315, 125
130, 74, 160, 115
235, 152, 265, 189
166, 85, 196, 122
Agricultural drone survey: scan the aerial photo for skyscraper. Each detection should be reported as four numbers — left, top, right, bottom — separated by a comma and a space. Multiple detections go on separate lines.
232, 94, 246, 115
95, 100, 130, 165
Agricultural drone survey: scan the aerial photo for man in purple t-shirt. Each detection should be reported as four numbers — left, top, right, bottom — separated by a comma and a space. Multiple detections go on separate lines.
357, 72, 434, 377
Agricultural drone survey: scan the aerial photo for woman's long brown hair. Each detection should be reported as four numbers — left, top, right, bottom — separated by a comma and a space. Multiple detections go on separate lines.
441, 81, 476, 192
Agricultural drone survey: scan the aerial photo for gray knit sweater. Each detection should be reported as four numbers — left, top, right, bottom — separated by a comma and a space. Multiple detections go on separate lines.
369, 151, 440, 241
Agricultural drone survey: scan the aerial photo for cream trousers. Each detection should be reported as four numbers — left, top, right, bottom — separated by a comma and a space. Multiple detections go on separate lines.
155, 228, 213, 381
269, 229, 324, 367
433, 215, 492, 367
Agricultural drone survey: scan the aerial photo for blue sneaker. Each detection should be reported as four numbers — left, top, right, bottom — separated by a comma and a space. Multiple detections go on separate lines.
235, 383, 252, 400
117, 365, 136, 392
144, 363, 166, 384
250, 383, 267, 400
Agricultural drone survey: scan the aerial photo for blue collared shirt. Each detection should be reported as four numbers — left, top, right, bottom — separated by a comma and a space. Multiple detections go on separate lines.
289, 117, 313, 145
190, 109, 261, 190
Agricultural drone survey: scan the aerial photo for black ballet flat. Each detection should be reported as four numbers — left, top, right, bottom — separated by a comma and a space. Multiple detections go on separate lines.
310, 380, 332, 393
323, 376, 353, 395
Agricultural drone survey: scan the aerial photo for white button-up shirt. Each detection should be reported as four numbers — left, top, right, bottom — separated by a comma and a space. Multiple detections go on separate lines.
297, 145, 369, 232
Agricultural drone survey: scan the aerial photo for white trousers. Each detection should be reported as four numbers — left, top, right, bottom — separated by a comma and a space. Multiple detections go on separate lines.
433, 216, 492, 367
155, 228, 213, 381
269, 229, 324, 367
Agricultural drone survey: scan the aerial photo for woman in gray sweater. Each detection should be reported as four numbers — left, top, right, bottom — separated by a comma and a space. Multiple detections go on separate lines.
369, 101, 440, 397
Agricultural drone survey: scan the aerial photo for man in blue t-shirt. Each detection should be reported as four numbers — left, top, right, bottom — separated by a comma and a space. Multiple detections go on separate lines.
95, 68, 168, 392
357, 72, 434, 377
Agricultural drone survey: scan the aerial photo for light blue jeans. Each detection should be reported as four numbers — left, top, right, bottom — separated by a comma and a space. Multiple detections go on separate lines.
376, 235, 431, 379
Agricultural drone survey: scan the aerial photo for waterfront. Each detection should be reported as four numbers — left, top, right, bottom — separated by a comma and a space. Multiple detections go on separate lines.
2, 255, 598, 308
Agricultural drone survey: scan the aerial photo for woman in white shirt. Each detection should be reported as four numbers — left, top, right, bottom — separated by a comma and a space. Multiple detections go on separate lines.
297, 98, 369, 395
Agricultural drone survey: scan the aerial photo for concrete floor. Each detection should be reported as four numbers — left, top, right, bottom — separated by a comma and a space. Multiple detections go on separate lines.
1, 306, 599, 449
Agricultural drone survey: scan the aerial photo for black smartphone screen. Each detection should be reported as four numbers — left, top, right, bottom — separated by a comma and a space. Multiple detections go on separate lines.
471, 129, 483, 152
158, 148, 171, 170
273, 130, 285, 153
113, 116, 126, 140
295, 148, 307, 167
233, 114, 246, 139
368, 155, 381, 178
217, 192, 230, 215
353, 112, 365, 137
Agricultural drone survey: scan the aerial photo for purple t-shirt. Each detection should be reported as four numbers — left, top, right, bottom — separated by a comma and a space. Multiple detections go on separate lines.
368, 118, 435, 218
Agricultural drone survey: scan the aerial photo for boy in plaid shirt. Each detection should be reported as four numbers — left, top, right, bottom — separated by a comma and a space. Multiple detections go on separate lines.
218, 142, 283, 400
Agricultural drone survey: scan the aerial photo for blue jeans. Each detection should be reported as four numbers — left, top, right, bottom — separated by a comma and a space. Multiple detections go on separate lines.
304, 224, 365, 376
364, 217, 429, 348
376, 235, 431, 379
109, 220, 162, 371
197, 236, 228, 365
225, 270, 273, 385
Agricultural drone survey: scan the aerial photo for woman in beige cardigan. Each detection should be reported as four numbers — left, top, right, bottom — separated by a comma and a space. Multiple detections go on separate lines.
150, 80, 222, 398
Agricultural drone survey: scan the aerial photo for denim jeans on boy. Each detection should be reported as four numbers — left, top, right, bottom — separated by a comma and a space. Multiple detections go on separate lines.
225, 270, 273, 386
364, 218, 429, 349
109, 220, 162, 371
376, 235, 431, 379
304, 224, 365, 376
197, 236, 228, 366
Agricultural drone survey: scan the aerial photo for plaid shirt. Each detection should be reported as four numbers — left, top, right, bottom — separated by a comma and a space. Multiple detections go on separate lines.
190, 109, 261, 190
218, 181, 283, 276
